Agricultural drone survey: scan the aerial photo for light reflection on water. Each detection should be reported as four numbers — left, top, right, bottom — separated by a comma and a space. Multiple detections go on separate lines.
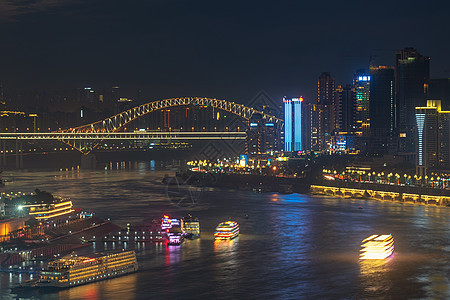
2, 164, 450, 299
359, 257, 395, 298
213, 238, 240, 299
56, 271, 138, 300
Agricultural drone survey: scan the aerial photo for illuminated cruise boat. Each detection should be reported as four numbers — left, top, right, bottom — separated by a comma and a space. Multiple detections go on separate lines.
161, 215, 184, 245
27, 198, 75, 221
214, 221, 239, 240
182, 214, 200, 239
360, 234, 394, 260
37, 250, 138, 287
166, 226, 183, 245
161, 215, 180, 231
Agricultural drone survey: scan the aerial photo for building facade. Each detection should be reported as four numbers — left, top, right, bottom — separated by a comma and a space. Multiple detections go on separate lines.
316, 72, 336, 151
303, 102, 320, 151
396, 47, 430, 152
353, 70, 371, 136
246, 114, 280, 154
283, 97, 303, 152
370, 65, 395, 137
335, 84, 357, 134
429, 78, 450, 110
415, 100, 450, 176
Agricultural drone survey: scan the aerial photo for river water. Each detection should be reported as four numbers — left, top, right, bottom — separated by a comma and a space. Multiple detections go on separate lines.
1, 161, 450, 299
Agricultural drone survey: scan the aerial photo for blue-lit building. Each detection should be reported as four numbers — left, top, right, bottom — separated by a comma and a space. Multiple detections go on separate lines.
283, 97, 303, 152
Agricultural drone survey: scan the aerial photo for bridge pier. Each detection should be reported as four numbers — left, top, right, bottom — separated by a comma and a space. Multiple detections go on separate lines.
1, 141, 5, 167
15, 138, 24, 169
81, 154, 97, 169
19, 141, 23, 169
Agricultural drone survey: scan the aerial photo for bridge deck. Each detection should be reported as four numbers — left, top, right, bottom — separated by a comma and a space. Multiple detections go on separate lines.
0, 132, 246, 140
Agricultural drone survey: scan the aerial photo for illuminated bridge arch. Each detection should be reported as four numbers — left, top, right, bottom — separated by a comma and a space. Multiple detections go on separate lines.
63, 97, 283, 133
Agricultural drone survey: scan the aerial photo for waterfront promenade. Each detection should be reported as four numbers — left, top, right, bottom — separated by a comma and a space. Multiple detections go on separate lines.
311, 180, 450, 206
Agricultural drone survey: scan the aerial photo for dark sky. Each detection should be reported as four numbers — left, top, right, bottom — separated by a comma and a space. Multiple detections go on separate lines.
1, 0, 450, 105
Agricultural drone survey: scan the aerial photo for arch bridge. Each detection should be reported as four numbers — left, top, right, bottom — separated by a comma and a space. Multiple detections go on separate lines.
63, 97, 283, 134
0, 97, 281, 154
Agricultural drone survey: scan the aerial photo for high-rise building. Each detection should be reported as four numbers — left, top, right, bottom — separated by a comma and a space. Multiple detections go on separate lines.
0, 84, 6, 111
335, 84, 357, 133
415, 100, 450, 176
429, 78, 450, 110
283, 97, 303, 152
370, 65, 395, 137
316, 72, 335, 150
303, 102, 320, 151
353, 70, 371, 136
396, 48, 430, 151
246, 114, 280, 154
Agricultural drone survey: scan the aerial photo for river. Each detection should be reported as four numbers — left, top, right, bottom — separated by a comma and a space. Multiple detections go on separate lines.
1, 160, 450, 299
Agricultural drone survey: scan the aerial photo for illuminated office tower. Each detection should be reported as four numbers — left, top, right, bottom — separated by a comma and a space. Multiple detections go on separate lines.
335, 84, 357, 133
303, 103, 320, 151
396, 48, 430, 151
370, 65, 395, 137
246, 114, 280, 154
316, 72, 336, 150
429, 78, 450, 109
353, 70, 370, 136
0, 84, 5, 110
284, 98, 292, 151
415, 100, 450, 176
283, 97, 303, 152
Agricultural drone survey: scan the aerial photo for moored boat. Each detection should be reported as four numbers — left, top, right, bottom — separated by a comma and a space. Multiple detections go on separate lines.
36, 250, 138, 288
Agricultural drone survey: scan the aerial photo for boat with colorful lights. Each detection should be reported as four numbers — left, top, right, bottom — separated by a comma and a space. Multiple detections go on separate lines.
182, 214, 200, 239
214, 221, 239, 240
166, 226, 184, 245
161, 215, 184, 245
22, 250, 138, 288
360, 234, 394, 259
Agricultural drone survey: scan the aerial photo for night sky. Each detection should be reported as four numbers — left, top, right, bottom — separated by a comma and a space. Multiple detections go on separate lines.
1, 0, 450, 105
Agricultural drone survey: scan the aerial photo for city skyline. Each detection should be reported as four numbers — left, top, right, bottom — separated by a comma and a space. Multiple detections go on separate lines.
1, 0, 450, 104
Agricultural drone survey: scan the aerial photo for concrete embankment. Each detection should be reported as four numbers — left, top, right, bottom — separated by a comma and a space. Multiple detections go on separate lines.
181, 171, 310, 193
310, 182, 450, 206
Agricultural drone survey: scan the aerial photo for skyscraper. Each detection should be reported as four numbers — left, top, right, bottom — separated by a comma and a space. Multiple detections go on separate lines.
0, 84, 5, 111
303, 102, 320, 151
283, 97, 303, 152
415, 100, 450, 176
353, 70, 370, 136
429, 78, 450, 110
396, 47, 430, 151
370, 65, 395, 137
316, 72, 335, 150
335, 84, 357, 133
246, 114, 280, 154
